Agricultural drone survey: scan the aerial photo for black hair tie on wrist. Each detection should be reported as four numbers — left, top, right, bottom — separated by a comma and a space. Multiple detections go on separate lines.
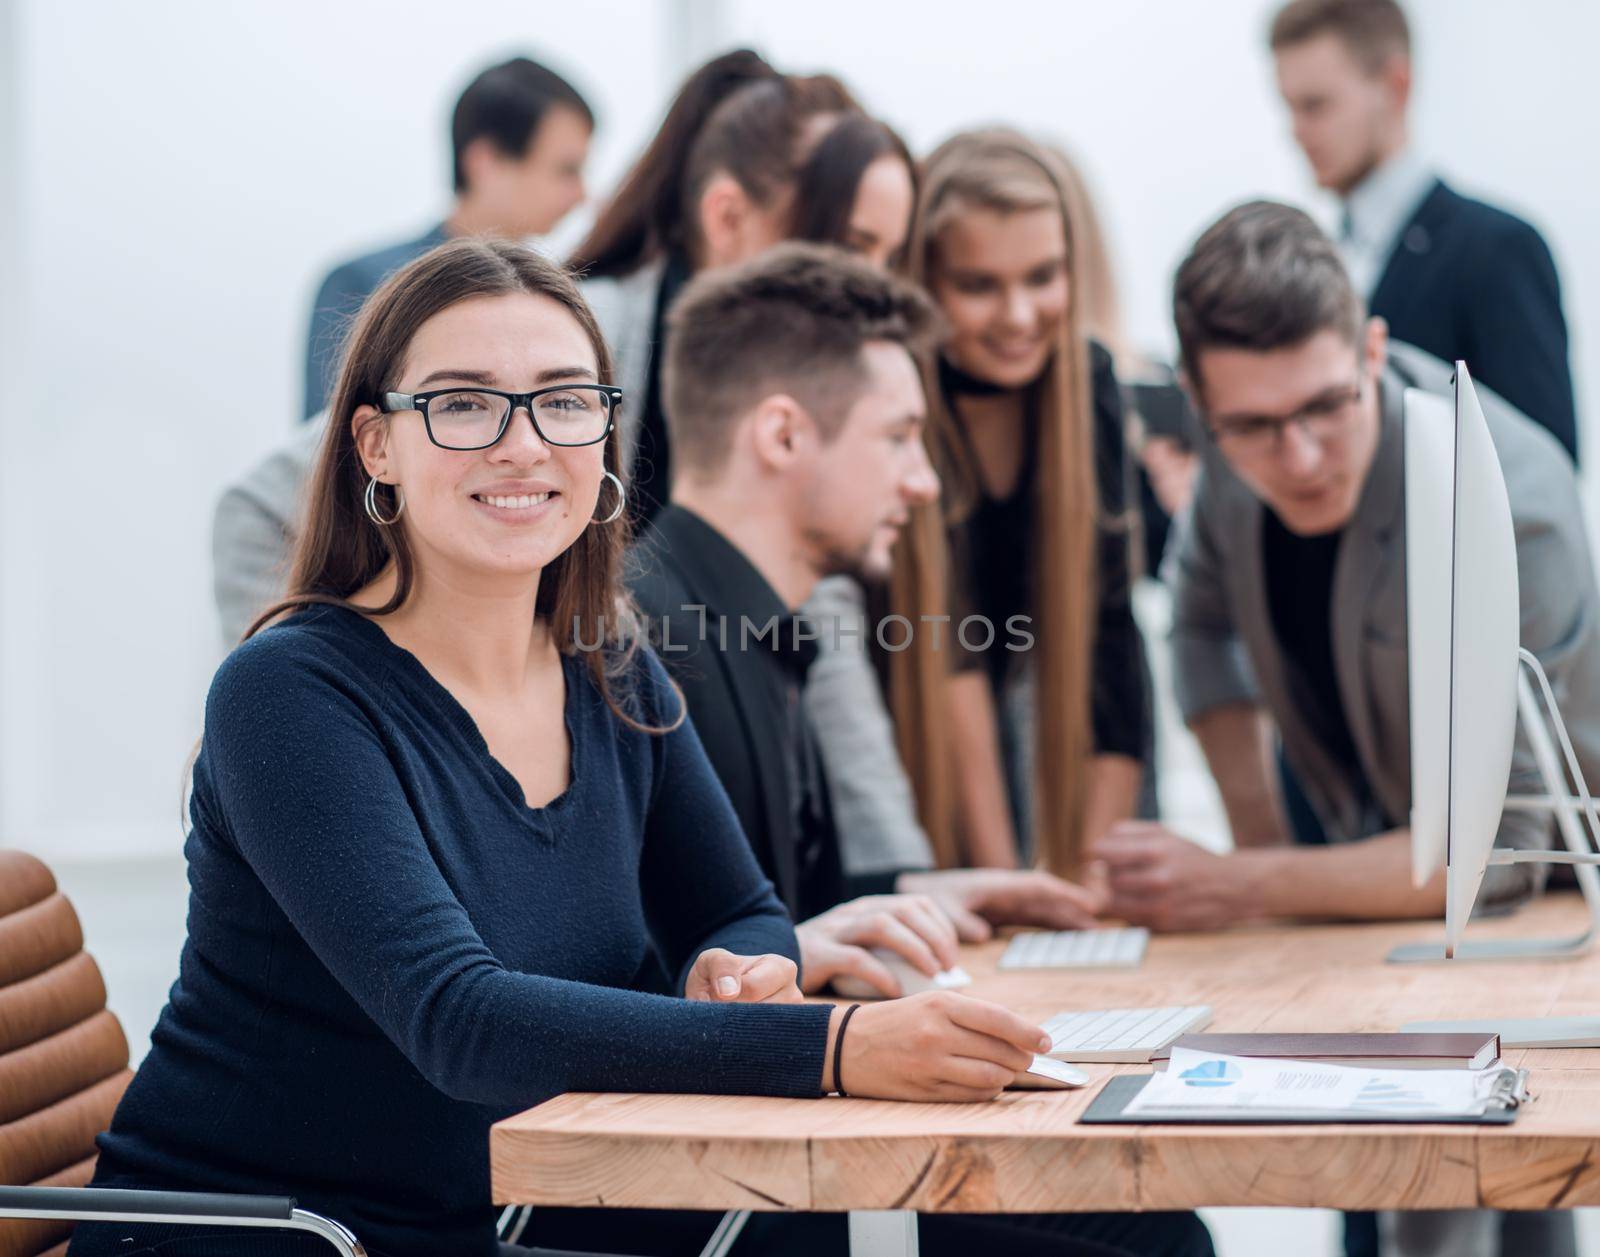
834, 1003, 863, 1097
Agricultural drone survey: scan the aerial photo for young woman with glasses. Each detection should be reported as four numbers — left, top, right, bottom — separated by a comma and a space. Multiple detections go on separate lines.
209, 51, 912, 643
66, 239, 1095, 1257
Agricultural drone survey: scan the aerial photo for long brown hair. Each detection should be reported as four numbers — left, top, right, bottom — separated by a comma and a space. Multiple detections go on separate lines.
1044, 141, 1127, 365
249, 237, 665, 730
890, 129, 1098, 876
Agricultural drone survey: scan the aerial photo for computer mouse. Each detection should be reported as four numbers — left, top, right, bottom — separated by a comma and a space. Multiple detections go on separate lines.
832, 948, 973, 999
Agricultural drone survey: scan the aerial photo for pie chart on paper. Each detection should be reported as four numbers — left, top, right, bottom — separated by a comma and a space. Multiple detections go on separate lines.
1179, 1059, 1242, 1088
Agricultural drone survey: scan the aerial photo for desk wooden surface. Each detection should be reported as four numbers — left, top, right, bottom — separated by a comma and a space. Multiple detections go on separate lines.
491, 896, 1600, 1214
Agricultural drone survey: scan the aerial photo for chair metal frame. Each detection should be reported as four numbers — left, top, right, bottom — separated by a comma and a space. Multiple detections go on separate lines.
0, 1185, 366, 1256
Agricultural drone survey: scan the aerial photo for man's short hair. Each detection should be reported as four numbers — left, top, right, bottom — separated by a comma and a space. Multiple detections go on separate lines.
1173, 201, 1365, 388
1269, 0, 1411, 72
662, 242, 940, 476
452, 57, 594, 193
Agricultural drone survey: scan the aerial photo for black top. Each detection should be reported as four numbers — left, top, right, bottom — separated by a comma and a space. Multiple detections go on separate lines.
628, 250, 695, 526
946, 341, 1150, 762
1371, 178, 1576, 461
72, 606, 829, 1257
1260, 508, 1364, 782
628, 506, 901, 921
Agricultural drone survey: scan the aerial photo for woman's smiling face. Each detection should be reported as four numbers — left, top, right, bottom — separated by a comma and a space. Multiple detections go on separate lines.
931, 204, 1071, 388
353, 291, 609, 586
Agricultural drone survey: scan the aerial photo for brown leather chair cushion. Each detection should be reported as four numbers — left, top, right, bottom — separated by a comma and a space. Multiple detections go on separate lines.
0, 954, 108, 1058
0, 1011, 128, 1126
0, 1156, 97, 1257
0, 1216, 68, 1257
0, 1071, 129, 1188
0, 854, 137, 1257
0, 898, 84, 990
0, 852, 56, 919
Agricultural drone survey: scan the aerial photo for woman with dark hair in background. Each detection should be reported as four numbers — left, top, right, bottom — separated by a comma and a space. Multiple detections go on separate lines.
571, 51, 917, 524
71, 238, 1077, 1257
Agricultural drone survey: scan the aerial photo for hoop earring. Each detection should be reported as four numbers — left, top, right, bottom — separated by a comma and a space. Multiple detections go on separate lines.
364, 476, 404, 526
592, 470, 626, 525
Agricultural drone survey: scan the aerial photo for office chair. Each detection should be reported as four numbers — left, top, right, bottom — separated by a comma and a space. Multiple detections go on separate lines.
0, 848, 365, 1255
0, 849, 685, 1257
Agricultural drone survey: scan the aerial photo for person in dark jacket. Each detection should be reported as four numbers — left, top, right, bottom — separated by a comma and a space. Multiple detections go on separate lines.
1271, 0, 1576, 458
630, 240, 1214, 1257
302, 56, 594, 419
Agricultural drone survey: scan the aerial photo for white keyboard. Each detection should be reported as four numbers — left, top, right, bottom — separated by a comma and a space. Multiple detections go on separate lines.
1044, 1006, 1214, 1063
999, 927, 1149, 970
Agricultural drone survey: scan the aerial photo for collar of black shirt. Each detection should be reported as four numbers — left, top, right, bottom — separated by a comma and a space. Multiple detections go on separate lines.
641, 505, 821, 678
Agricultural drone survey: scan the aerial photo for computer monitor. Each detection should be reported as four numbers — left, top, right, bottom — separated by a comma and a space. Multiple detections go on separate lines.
1394, 363, 1600, 969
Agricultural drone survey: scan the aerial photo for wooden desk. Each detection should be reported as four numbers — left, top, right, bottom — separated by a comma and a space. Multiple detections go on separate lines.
492, 898, 1600, 1253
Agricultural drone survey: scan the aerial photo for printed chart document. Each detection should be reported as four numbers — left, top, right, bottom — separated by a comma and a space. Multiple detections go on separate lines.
1125, 1048, 1521, 1119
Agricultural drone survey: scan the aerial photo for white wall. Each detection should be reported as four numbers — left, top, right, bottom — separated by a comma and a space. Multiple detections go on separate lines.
1410, 0, 1594, 458
726, 0, 1309, 357
2, 0, 678, 859
3, 0, 1596, 862
728, 0, 1598, 410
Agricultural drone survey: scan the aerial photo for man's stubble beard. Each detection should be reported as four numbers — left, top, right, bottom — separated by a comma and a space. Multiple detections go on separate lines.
800, 521, 890, 591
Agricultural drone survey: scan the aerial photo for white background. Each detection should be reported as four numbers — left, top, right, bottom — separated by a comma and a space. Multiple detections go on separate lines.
1, 0, 1595, 863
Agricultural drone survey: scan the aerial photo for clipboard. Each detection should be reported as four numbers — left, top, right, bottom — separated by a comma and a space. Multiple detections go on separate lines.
1079, 1072, 1526, 1126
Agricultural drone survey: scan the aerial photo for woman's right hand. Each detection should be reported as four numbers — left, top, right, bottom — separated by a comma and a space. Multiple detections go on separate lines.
821, 991, 1051, 1102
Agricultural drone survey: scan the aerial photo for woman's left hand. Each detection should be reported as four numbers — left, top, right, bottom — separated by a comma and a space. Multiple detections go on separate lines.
685, 948, 804, 1004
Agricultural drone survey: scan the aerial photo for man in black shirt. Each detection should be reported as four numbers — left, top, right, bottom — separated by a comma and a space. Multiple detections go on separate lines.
632, 506, 856, 921
628, 243, 1111, 997
628, 241, 1215, 1257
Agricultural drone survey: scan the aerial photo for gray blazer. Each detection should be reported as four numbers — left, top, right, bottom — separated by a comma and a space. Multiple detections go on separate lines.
802, 576, 936, 874
578, 259, 661, 475
209, 260, 935, 875
212, 417, 324, 644
1168, 340, 1600, 903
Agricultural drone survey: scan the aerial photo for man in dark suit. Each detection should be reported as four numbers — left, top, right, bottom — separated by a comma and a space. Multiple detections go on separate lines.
1271, 0, 1576, 459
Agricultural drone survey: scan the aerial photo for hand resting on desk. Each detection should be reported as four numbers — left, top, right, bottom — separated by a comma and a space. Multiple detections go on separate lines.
684, 948, 804, 1004
822, 990, 1054, 1102
896, 867, 1106, 940
798, 893, 962, 998
798, 873, 1104, 999
1094, 822, 1251, 932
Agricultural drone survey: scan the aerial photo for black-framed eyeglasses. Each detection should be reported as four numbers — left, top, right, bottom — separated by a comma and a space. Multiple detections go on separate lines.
1205, 373, 1366, 457
380, 384, 622, 451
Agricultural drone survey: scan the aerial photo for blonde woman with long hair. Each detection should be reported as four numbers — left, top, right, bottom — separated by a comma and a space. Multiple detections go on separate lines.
887, 128, 1149, 879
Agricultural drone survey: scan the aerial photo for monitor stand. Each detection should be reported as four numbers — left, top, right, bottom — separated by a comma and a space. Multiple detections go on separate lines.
1389, 650, 1600, 963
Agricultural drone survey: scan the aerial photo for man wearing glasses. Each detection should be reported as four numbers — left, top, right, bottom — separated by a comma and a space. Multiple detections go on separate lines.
1092, 200, 1600, 937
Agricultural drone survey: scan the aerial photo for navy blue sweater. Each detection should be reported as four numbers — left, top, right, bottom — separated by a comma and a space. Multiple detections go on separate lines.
75, 606, 830, 1257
